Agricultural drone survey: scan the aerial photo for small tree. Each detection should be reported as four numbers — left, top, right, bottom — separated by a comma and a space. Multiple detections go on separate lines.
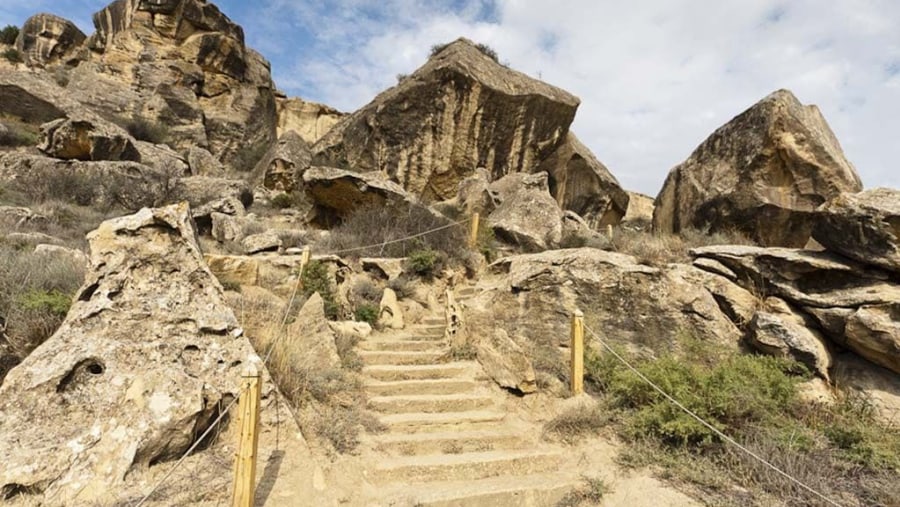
0, 25, 19, 45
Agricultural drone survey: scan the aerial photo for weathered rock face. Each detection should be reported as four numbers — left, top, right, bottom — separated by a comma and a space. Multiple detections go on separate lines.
277, 97, 345, 144
64, 0, 277, 164
476, 329, 537, 394
379, 288, 405, 330
40, 116, 141, 162
0, 203, 257, 504
302, 166, 417, 225
536, 133, 629, 229
251, 130, 311, 192
748, 298, 833, 380
692, 245, 900, 375
242, 231, 282, 254
621, 191, 655, 231
287, 293, 341, 369
15, 14, 87, 67
466, 249, 742, 363
813, 188, 900, 273
653, 89, 862, 247
313, 38, 580, 201
488, 172, 564, 251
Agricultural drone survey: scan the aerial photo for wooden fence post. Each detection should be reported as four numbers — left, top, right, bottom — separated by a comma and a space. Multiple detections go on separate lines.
606, 224, 614, 240
570, 309, 585, 396
231, 363, 262, 507
469, 212, 480, 249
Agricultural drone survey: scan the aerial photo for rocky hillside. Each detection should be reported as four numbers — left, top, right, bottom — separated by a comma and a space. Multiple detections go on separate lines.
0, 1, 898, 506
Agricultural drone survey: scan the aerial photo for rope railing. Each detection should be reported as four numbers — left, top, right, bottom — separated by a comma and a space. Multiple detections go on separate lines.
581, 322, 844, 507
132, 214, 477, 506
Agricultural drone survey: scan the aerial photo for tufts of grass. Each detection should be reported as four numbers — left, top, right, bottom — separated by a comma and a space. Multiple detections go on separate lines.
610, 227, 753, 266
556, 476, 609, 507
544, 402, 612, 445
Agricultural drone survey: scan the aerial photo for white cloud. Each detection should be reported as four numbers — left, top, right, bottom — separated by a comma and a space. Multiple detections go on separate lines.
263, 0, 900, 196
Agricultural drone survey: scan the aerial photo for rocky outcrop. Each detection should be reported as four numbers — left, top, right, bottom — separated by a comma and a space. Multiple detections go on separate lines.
748, 298, 833, 379
536, 133, 628, 229
188, 146, 224, 176
313, 38, 580, 201
251, 130, 311, 192
63, 0, 277, 164
15, 14, 86, 67
288, 293, 341, 369
476, 329, 537, 394
0, 203, 259, 504
653, 90, 862, 247
621, 191, 655, 231
813, 188, 900, 273
488, 172, 563, 251
302, 166, 417, 224
378, 288, 405, 330
692, 245, 900, 375
277, 96, 345, 143
242, 231, 282, 254
40, 116, 141, 162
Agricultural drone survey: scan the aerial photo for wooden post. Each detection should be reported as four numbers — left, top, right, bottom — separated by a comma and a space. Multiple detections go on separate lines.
231, 364, 262, 507
299, 245, 311, 275
469, 212, 480, 249
570, 309, 585, 396
606, 224, 614, 240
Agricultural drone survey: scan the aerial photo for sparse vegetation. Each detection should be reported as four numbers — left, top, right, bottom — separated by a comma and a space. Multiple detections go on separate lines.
544, 402, 612, 444
270, 193, 295, 209
610, 227, 753, 265
353, 304, 378, 326
556, 476, 609, 507
0, 25, 19, 45
1, 48, 22, 64
232, 142, 269, 172
0, 120, 39, 147
440, 342, 477, 362
430, 40, 500, 63
120, 116, 169, 144
386, 275, 415, 299
300, 260, 339, 320
405, 248, 443, 280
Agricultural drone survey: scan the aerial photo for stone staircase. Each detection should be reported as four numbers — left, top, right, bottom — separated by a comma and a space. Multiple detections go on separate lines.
357, 286, 579, 507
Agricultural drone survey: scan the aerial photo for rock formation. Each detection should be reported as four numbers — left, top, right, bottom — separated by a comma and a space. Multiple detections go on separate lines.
251, 130, 312, 193
15, 13, 86, 67
0, 203, 258, 504
813, 188, 900, 273
653, 90, 862, 247
488, 172, 564, 251
277, 96, 345, 144
313, 38, 581, 202
40, 116, 141, 162
302, 166, 418, 225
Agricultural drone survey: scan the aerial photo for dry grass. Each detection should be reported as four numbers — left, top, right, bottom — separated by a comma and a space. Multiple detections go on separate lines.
543, 402, 613, 444
555, 476, 610, 507
610, 227, 753, 266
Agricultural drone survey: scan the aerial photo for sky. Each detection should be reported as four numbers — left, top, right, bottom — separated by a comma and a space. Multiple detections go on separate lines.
2, 0, 899, 196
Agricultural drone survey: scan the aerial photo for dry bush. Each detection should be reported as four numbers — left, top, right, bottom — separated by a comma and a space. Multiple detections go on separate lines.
0, 119, 39, 147
556, 476, 609, 507
0, 200, 113, 249
610, 227, 753, 265
316, 204, 468, 261
544, 402, 612, 444
0, 244, 85, 357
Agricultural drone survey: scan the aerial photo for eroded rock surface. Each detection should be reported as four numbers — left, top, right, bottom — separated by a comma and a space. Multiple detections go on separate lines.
0, 203, 256, 504
476, 329, 537, 394
15, 13, 86, 67
303, 166, 417, 224
251, 130, 311, 192
653, 90, 862, 247
488, 172, 563, 251
813, 188, 900, 273
277, 96, 345, 144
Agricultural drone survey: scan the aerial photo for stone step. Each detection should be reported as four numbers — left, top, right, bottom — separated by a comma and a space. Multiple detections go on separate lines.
421, 317, 445, 326
365, 378, 477, 396
358, 339, 445, 352
371, 429, 528, 456
367, 394, 494, 414
363, 363, 472, 382
359, 350, 446, 366
370, 449, 564, 483
379, 410, 506, 433
410, 324, 445, 336
379, 472, 576, 507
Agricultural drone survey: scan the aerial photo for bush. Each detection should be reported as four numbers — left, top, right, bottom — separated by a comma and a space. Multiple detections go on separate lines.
121, 116, 169, 144
0, 122, 39, 147
544, 402, 612, 444
232, 142, 269, 172
270, 193, 295, 209
406, 249, 443, 279
610, 227, 753, 265
18, 290, 72, 317
386, 275, 414, 299
353, 304, 378, 326
351, 279, 382, 306
1, 48, 21, 64
300, 261, 339, 319
0, 25, 19, 45
429, 40, 499, 63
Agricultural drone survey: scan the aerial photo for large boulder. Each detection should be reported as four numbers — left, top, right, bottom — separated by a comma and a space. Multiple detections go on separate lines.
692, 245, 900, 375
621, 191, 655, 231
813, 188, 900, 273
286, 293, 341, 369
40, 116, 141, 162
15, 13, 87, 67
748, 298, 833, 380
476, 329, 537, 394
535, 132, 629, 229
67, 0, 277, 164
251, 130, 311, 192
0, 203, 258, 503
313, 38, 580, 201
302, 166, 417, 224
276, 96, 345, 143
653, 89, 862, 247
488, 172, 564, 251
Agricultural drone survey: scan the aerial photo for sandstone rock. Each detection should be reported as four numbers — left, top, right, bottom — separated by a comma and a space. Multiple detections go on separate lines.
653, 89, 862, 247
242, 231, 282, 254
748, 298, 833, 379
362, 258, 405, 280
277, 96, 345, 143
303, 166, 417, 224
0, 318, 17, 386
488, 172, 563, 251
135, 140, 189, 173
0, 203, 257, 504
251, 130, 311, 192
432, 168, 497, 220
561, 211, 610, 249
621, 191, 655, 231
379, 288, 405, 330
192, 195, 246, 235
313, 38, 579, 201
209, 212, 244, 243
813, 188, 900, 273
287, 293, 341, 368
188, 145, 224, 176
16, 14, 86, 67
204, 253, 259, 286
466, 249, 741, 361
536, 132, 629, 229
476, 328, 537, 394
174, 176, 250, 206
3, 231, 64, 247
40, 116, 141, 162
0, 206, 48, 228
693, 245, 900, 374
34, 243, 89, 267
0, 71, 69, 125
833, 353, 900, 425
328, 321, 373, 341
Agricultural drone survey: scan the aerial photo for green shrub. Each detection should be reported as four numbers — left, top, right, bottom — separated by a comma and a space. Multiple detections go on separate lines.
300, 260, 339, 319
353, 304, 378, 326
406, 249, 443, 279
351, 279, 382, 306
270, 193, 295, 209
1, 48, 21, 64
386, 275, 414, 299
18, 290, 72, 317
0, 25, 19, 45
